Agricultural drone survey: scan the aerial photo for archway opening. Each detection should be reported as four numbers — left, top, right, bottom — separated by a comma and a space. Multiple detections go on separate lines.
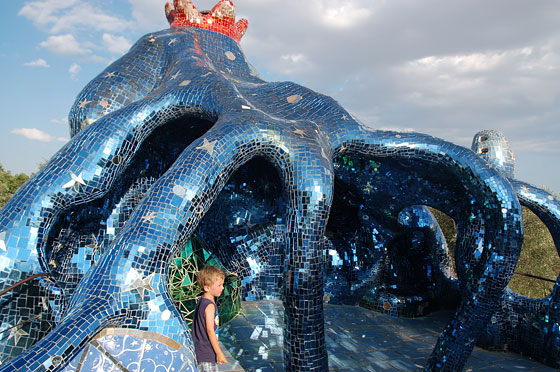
509, 206, 558, 298
427, 207, 458, 280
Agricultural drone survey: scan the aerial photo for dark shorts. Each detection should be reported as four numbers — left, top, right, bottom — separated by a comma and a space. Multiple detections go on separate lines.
197, 362, 218, 372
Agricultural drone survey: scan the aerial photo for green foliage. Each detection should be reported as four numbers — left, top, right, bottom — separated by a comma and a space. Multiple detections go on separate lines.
509, 206, 559, 298
428, 208, 457, 253
428, 207, 458, 276
0, 164, 29, 208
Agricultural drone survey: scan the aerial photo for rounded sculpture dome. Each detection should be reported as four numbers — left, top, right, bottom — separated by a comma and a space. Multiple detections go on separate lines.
471, 130, 515, 178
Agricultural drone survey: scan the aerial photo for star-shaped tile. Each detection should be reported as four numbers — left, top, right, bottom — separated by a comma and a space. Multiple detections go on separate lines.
170, 71, 181, 80
141, 211, 157, 224
128, 273, 155, 298
104, 72, 115, 78
168, 38, 177, 45
246, 214, 256, 229
196, 138, 217, 156
41, 296, 49, 311
293, 129, 306, 136
0, 231, 6, 252
99, 100, 109, 108
342, 114, 349, 121
173, 185, 186, 197
8, 326, 28, 345
78, 100, 92, 108
179, 80, 191, 87
225, 51, 236, 60
85, 234, 101, 255
53, 243, 63, 253
520, 186, 529, 194
194, 204, 205, 216
287, 94, 302, 104
148, 36, 157, 43
62, 172, 86, 191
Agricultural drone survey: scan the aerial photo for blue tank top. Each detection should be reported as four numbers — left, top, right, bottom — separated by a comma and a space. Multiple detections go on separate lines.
192, 297, 219, 363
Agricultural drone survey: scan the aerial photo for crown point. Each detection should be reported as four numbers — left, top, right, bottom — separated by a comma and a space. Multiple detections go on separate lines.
165, 0, 248, 43
165, 2, 175, 23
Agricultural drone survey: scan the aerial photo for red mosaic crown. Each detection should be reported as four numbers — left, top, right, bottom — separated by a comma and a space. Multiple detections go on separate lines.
165, 0, 248, 43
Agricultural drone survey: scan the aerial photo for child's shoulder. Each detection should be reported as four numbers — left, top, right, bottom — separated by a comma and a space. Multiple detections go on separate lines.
197, 296, 215, 307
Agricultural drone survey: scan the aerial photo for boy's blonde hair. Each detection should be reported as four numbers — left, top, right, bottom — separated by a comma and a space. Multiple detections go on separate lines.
197, 265, 225, 289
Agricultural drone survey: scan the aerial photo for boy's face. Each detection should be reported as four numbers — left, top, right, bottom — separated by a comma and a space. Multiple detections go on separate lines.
205, 276, 225, 298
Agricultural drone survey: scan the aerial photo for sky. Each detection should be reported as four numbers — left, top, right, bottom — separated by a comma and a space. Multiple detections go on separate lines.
0, 0, 559, 194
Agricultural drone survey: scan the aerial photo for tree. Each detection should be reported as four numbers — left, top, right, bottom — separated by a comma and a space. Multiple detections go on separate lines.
0, 164, 29, 208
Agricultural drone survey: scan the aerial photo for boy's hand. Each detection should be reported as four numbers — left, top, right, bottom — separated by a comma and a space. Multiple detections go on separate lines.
217, 351, 227, 364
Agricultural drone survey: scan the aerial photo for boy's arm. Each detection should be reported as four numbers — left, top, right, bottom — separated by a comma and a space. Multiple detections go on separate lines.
205, 303, 227, 364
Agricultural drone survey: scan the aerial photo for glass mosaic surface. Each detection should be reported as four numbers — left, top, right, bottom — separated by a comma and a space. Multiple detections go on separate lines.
0, 1, 558, 372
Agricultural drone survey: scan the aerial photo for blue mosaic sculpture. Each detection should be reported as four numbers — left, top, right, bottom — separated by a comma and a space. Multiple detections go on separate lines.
0, 1, 557, 371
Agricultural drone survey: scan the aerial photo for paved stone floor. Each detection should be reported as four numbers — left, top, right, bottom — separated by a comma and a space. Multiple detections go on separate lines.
216, 300, 558, 372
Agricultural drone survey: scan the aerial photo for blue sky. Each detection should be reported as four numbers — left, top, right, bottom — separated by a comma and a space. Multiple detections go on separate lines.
1, 0, 559, 194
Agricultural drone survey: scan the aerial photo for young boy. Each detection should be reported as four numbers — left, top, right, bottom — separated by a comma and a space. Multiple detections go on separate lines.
193, 265, 227, 371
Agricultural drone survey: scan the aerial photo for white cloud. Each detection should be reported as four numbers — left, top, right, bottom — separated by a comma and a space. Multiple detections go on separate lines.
51, 4, 130, 34
40, 34, 89, 55
319, 3, 373, 29
277, 53, 315, 76
410, 53, 506, 74
281, 54, 306, 64
512, 139, 560, 153
69, 63, 81, 79
19, 0, 132, 34
24, 58, 50, 68
50, 117, 68, 125
12, 128, 68, 143
88, 55, 111, 64
390, 45, 560, 109
102, 33, 132, 55
18, 0, 79, 29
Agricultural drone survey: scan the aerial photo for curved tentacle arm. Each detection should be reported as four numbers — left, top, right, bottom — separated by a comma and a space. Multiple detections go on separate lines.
0, 86, 218, 270
278, 144, 334, 372
478, 180, 560, 364
329, 127, 523, 371
0, 88, 219, 363
68, 32, 170, 136
398, 206, 458, 293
